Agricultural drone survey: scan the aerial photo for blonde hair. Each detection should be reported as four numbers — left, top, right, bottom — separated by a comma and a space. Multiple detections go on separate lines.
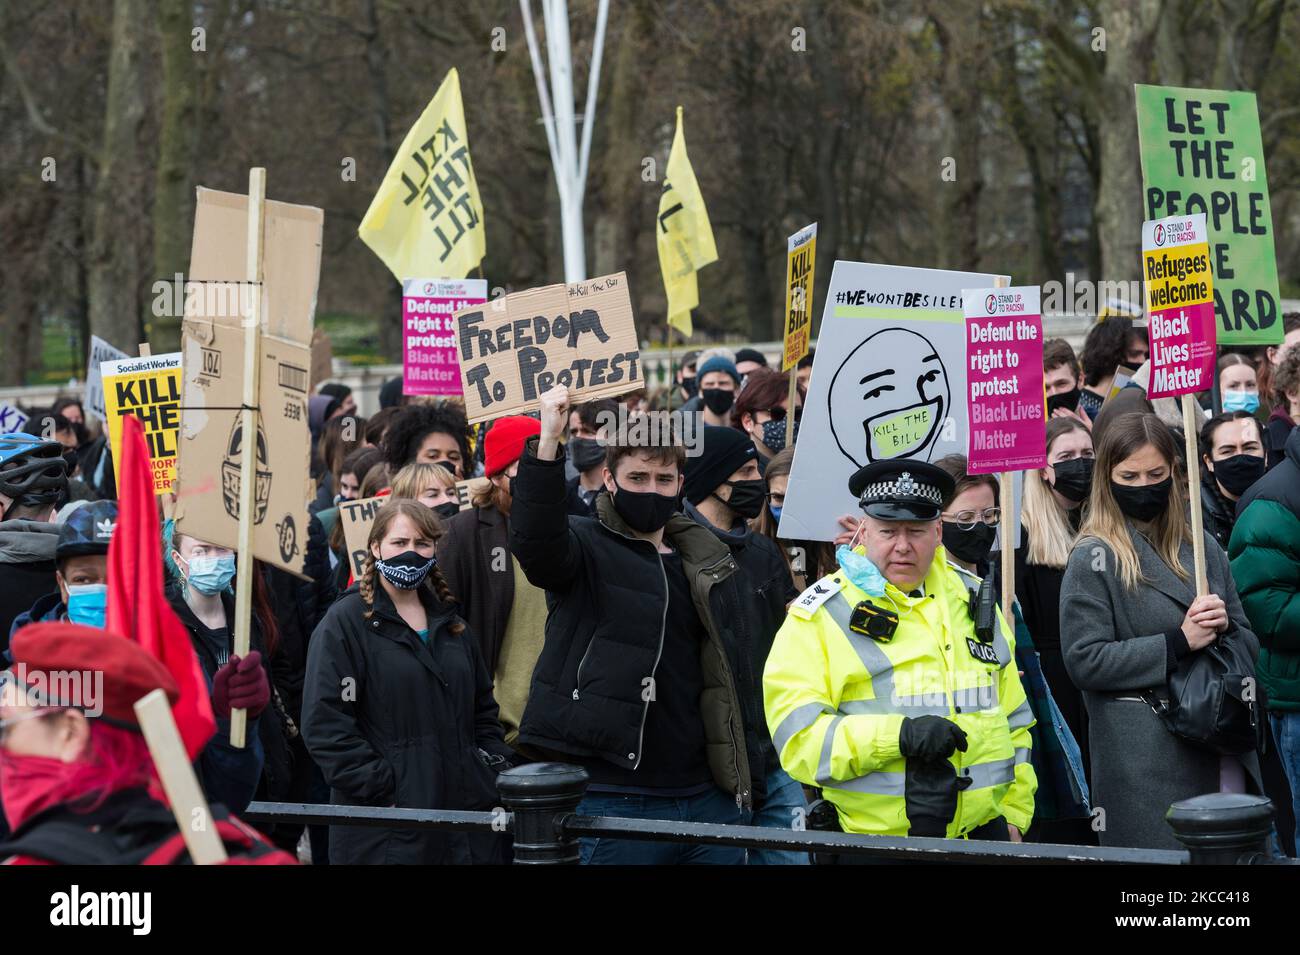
389, 461, 455, 502
1075, 412, 1190, 591
358, 499, 463, 634
1024, 417, 1091, 568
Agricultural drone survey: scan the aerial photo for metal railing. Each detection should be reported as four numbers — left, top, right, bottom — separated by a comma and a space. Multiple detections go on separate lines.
244, 762, 1282, 865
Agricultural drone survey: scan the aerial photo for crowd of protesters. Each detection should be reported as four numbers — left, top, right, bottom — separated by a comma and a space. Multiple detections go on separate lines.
1, 312, 1299, 865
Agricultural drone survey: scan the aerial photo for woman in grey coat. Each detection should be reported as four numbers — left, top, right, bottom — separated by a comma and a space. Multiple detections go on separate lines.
1061, 413, 1261, 850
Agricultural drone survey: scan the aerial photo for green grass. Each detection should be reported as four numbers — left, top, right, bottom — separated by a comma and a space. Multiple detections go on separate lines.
316, 311, 389, 366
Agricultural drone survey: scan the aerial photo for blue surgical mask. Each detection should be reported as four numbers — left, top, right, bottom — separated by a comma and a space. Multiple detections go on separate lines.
769, 503, 783, 522
183, 554, 236, 595
66, 584, 108, 628
1222, 390, 1260, 414
835, 544, 887, 597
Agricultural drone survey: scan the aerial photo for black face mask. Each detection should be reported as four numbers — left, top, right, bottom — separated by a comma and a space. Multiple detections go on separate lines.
567, 437, 606, 473
701, 388, 735, 416
681, 376, 699, 398
432, 501, 460, 522
611, 482, 679, 533
716, 479, 766, 521
942, 521, 996, 566
1211, 453, 1265, 498
1050, 456, 1093, 504
1110, 477, 1173, 523
1045, 387, 1081, 417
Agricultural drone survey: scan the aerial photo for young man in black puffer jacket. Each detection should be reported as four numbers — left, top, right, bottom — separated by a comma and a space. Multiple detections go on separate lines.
510, 385, 758, 865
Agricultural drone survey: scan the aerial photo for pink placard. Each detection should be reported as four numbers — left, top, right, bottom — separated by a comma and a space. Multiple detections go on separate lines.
402, 278, 488, 396
1142, 214, 1216, 399
962, 286, 1047, 475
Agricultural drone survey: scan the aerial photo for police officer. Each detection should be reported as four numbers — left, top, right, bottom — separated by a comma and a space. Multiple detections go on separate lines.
763, 460, 1036, 851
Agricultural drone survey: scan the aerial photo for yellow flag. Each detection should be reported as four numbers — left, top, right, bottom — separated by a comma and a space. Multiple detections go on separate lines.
657, 107, 717, 338
359, 68, 485, 281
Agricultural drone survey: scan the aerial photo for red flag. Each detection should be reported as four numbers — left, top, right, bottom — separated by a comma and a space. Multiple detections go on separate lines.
106, 414, 216, 759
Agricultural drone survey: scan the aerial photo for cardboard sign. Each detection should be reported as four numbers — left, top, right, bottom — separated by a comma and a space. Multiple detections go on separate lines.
402, 278, 488, 396
455, 478, 485, 510
339, 495, 387, 579
782, 224, 818, 371
86, 336, 129, 423
174, 322, 314, 575
1141, 213, 1216, 399
452, 271, 641, 424
0, 403, 29, 435
187, 187, 323, 347
962, 286, 1046, 475
779, 261, 1016, 543
1135, 85, 1281, 345
101, 353, 183, 496
309, 328, 334, 390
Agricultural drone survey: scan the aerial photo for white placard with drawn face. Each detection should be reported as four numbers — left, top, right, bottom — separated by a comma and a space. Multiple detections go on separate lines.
779, 261, 1017, 545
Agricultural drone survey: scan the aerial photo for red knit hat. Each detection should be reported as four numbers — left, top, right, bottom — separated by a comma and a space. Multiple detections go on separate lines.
484, 416, 541, 477
8, 623, 179, 728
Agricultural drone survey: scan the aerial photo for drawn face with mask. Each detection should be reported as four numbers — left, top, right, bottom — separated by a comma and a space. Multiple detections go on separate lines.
829, 328, 950, 467
58, 555, 108, 629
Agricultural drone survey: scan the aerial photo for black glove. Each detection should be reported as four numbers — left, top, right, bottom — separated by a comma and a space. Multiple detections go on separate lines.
899, 716, 969, 761
904, 760, 973, 837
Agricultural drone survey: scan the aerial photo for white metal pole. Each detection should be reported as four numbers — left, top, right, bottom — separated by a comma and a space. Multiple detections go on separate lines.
577, 0, 610, 196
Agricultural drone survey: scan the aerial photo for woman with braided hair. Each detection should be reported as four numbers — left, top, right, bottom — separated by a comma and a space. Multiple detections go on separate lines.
301, 499, 515, 864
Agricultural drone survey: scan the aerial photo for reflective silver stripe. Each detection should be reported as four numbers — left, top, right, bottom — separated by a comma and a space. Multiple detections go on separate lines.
772, 701, 833, 757
952, 683, 999, 711
823, 594, 895, 681
961, 757, 1016, 790
826, 771, 906, 797
1014, 746, 1030, 765
992, 623, 1012, 667
840, 696, 949, 717
815, 714, 845, 786
1006, 699, 1034, 730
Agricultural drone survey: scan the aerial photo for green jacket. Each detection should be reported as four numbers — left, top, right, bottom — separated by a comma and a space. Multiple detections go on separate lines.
1228, 427, 1300, 710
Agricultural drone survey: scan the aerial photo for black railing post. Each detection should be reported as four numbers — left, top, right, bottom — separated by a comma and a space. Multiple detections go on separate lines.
497, 762, 590, 865
1166, 792, 1274, 864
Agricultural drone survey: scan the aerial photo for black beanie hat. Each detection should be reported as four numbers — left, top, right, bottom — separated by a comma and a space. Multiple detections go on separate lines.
379, 377, 404, 409
682, 426, 759, 505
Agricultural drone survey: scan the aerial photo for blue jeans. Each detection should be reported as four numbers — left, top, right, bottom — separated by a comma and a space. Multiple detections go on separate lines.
578, 787, 746, 865
1271, 712, 1300, 852
744, 765, 810, 865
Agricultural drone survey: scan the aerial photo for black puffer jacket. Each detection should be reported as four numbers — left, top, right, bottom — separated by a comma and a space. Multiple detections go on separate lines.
301, 582, 514, 864
263, 514, 337, 723
509, 438, 756, 807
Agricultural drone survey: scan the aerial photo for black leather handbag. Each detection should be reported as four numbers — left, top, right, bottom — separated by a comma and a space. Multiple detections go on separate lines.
1143, 629, 1263, 755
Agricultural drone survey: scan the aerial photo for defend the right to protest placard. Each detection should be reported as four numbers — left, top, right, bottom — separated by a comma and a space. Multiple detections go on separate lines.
962, 285, 1046, 475
1142, 212, 1217, 399
402, 278, 487, 397
452, 271, 641, 423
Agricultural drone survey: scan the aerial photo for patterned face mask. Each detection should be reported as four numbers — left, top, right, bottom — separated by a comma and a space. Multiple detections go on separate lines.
375, 550, 436, 589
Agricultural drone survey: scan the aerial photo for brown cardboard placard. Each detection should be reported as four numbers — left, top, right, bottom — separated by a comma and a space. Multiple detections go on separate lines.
453, 271, 641, 424
310, 327, 334, 390
455, 478, 486, 510
188, 188, 323, 347
339, 495, 388, 579
174, 321, 314, 575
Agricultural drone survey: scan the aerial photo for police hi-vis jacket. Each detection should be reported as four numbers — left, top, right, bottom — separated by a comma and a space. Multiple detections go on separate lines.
763, 546, 1036, 837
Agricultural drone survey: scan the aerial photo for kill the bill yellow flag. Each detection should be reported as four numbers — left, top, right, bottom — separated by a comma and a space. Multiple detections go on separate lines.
657, 107, 717, 338
359, 67, 485, 281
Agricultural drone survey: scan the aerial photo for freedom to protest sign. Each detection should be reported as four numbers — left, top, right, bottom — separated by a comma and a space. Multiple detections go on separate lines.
780, 261, 1017, 543
86, 336, 128, 423
452, 271, 641, 424
1142, 213, 1217, 399
402, 278, 488, 396
0, 403, 28, 434
782, 224, 817, 371
340, 495, 387, 579
102, 353, 182, 496
962, 286, 1046, 475
1136, 84, 1281, 345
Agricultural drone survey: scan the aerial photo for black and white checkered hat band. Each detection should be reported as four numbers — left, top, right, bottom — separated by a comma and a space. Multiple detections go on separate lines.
859, 472, 944, 506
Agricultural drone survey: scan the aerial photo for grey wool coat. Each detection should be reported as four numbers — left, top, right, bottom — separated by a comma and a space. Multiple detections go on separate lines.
1060, 526, 1261, 851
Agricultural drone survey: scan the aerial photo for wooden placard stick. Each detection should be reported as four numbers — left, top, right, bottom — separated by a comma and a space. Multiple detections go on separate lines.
1182, 393, 1209, 596
230, 167, 266, 749
786, 363, 799, 451
134, 689, 228, 864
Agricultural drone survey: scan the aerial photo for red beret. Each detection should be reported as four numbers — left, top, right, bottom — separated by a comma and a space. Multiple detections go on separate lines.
484, 416, 541, 477
8, 623, 179, 728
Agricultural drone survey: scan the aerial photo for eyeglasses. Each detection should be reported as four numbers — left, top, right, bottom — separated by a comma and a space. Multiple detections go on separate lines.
943, 507, 1001, 531
763, 406, 803, 423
